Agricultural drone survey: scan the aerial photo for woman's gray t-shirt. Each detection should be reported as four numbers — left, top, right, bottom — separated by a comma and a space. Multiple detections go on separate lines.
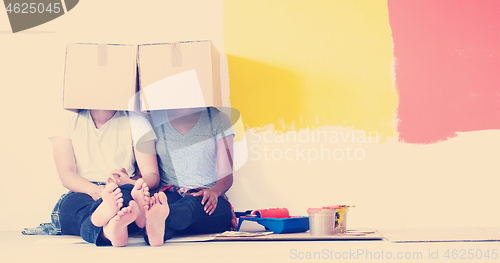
151, 108, 235, 189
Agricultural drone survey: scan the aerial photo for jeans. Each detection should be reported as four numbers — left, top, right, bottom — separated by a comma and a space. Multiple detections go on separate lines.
144, 191, 233, 244
58, 184, 139, 246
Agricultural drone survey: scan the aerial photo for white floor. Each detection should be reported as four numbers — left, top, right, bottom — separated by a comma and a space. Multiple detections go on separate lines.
2, 229, 500, 263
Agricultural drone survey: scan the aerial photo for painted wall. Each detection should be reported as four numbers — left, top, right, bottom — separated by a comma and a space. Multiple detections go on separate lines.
224, 0, 500, 143
224, 0, 398, 140
224, 0, 500, 229
390, 0, 500, 143
0, 0, 499, 231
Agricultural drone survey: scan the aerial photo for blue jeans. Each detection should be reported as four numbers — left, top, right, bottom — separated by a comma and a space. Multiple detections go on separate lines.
143, 191, 233, 244
58, 184, 139, 246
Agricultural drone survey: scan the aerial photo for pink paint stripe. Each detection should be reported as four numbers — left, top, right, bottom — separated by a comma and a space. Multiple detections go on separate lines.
389, 0, 500, 143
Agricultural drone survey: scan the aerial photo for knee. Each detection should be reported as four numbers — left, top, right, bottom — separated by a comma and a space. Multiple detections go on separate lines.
60, 193, 94, 211
182, 194, 201, 203
216, 197, 231, 211
178, 195, 202, 209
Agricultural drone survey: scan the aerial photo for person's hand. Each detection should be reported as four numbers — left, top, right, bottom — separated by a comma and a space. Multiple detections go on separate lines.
109, 168, 134, 186
88, 184, 106, 201
192, 189, 219, 215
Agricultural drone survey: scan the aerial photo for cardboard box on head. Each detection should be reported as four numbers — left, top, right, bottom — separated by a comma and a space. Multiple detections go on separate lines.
61, 41, 247, 169
136, 41, 250, 172
137, 40, 221, 112
63, 43, 139, 112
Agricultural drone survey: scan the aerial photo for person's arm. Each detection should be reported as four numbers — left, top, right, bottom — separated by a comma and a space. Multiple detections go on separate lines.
193, 135, 234, 215
109, 140, 160, 189
133, 139, 160, 189
211, 135, 234, 196
52, 137, 104, 201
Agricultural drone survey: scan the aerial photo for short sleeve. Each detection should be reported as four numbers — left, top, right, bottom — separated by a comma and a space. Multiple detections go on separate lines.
49, 110, 77, 140
214, 110, 235, 141
128, 112, 156, 146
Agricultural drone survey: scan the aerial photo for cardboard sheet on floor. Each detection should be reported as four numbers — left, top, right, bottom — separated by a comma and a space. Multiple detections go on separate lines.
24, 230, 384, 246
163, 230, 383, 243
377, 227, 500, 243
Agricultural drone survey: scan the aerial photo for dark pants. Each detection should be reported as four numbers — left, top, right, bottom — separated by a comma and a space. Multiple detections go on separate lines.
144, 191, 233, 245
58, 184, 139, 246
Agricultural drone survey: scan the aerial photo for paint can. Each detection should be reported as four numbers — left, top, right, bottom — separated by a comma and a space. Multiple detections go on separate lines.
334, 206, 348, 234
307, 207, 336, 236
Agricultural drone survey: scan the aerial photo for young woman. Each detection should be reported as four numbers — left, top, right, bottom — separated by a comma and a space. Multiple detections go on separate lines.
136, 107, 236, 246
50, 109, 159, 246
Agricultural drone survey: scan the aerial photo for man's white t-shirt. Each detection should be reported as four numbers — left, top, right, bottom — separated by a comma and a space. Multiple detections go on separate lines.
51, 110, 156, 183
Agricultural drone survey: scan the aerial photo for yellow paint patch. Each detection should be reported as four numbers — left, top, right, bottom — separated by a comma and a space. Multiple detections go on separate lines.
224, 0, 397, 139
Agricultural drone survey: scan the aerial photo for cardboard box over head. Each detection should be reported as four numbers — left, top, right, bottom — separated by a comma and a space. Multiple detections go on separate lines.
138, 41, 221, 111
63, 43, 139, 112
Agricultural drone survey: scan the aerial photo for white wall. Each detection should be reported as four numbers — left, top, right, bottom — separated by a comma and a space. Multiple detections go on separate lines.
227, 128, 500, 229
0, 0, 228, 231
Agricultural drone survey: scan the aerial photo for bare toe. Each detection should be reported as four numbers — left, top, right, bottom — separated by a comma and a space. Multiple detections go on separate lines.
91, 185, 123, 227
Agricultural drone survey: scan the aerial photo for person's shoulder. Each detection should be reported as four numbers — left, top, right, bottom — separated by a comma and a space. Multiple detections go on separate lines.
48, 109, 81, 140
123, 111, 153, 129
124, 111, 156, 144
59, 109, 82, 123
120, 111, 148, 122
208, 107, 230, 122
61, 109, 80, 117
207, 108, 235, 137
126, 111, 146, 119
147, 110, 169, 128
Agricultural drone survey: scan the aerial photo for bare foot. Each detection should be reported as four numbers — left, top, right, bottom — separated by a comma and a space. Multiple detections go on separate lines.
131, 178, 150, 228
145, 192, 169, 246
91, 183, 123, 227
102, 200, 139, 247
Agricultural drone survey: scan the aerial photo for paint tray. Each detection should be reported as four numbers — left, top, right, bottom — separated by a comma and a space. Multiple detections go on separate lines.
237, 216, 309, 234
